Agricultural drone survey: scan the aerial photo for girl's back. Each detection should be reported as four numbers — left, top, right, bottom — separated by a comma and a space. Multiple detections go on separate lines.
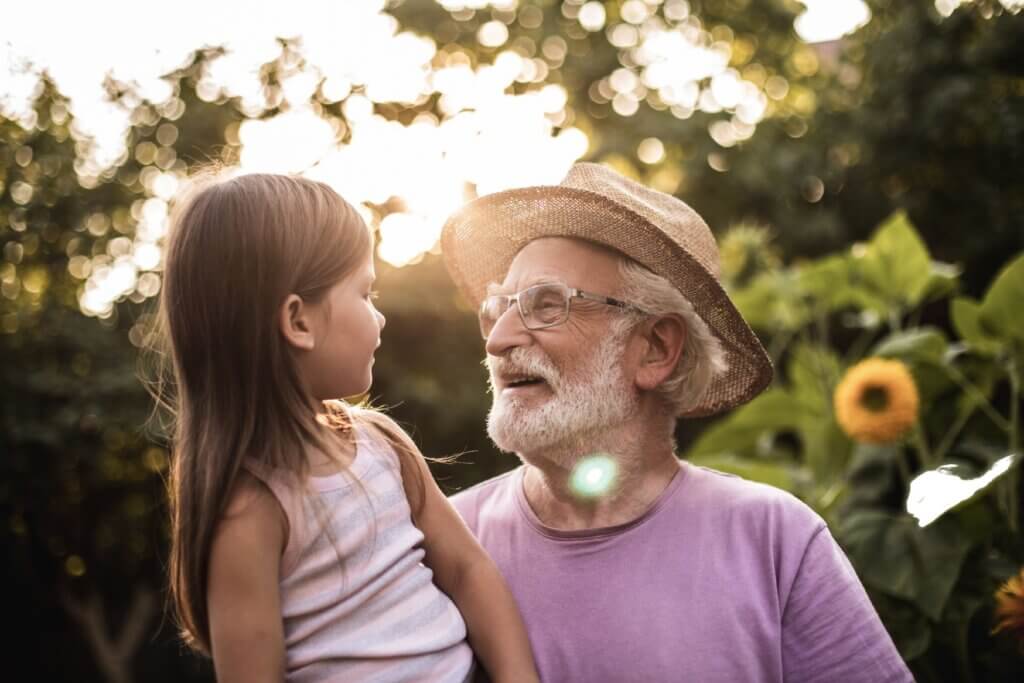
246, 420, 472, 682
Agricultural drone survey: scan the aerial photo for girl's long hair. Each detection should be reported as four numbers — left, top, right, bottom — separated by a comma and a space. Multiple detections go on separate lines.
152, 172, 387, 654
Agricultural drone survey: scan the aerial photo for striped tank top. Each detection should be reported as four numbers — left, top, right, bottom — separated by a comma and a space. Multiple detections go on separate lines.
247, 425, 473, 682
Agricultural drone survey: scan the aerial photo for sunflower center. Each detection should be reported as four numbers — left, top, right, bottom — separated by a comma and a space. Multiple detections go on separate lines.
861, 385, 889, 412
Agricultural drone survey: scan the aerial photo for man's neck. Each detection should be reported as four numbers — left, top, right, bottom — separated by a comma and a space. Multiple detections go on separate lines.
518, 423, 681, 531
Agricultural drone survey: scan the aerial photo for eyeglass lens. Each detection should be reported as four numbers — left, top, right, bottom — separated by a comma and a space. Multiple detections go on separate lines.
479, 284, 570, 338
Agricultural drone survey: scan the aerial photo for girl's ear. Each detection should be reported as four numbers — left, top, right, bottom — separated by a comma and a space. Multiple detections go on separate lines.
635, 314, 687, 392
279, 294, 316, 351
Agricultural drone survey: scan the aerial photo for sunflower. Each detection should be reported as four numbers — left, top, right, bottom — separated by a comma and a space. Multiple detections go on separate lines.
833, 358, 919, 444
993, 568, 1024, 652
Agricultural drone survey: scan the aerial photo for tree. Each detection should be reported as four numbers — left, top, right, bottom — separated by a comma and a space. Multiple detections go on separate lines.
2, 1, 1021, 679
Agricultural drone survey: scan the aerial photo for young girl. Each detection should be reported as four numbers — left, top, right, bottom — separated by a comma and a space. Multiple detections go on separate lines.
157, 172, 538, 682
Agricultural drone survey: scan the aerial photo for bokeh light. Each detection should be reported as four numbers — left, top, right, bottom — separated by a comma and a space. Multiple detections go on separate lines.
795, 1, 871, 44
2, 0, 986, 319
578, 2, 608, 32
637, 138, 666, 164
570, 454, 618, 498
1, 1, 589, 317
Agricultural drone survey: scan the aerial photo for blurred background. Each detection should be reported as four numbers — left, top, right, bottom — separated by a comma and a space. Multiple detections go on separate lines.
2, 0, 1023, 680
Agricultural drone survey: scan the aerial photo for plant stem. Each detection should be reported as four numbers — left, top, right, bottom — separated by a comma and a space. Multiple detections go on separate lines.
843, 327, 877, 366
815, 308, 830, 349
932, 406, 973, 465
768, 328, 795, 368
798, 326, 835, 407
912, 423, 934, 470
908, 305, 924, 330
889, 308, 903, 333
1009, 357, 1020, 455
940, 362, 1012, 434
1006, 357, 1020, 533
895, 448, 913, 492
955, 617, 976, 683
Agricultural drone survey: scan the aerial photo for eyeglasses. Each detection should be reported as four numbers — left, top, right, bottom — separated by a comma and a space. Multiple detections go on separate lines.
479, 282, 648, 339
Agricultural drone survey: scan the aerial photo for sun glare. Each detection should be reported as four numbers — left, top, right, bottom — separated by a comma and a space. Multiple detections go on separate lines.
794, 0, 871, 44
8, 1, 1009, 318
1, 1, 588, 317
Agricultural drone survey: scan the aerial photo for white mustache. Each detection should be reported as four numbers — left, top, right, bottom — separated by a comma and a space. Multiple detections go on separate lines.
487, 348, 562, 391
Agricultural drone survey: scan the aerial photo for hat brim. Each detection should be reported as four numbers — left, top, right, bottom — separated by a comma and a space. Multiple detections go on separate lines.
441, 184, 773, 417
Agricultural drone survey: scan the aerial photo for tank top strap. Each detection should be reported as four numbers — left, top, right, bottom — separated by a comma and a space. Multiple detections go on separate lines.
241, 459, 309, 578
349, 414, 403, 475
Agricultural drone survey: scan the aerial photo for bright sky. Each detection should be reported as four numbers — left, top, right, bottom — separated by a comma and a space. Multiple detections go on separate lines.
2, 0, 990, 316
796, 0, 871, 43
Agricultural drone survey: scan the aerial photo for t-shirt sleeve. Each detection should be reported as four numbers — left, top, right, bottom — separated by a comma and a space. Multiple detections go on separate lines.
449, 487, 480, 536
781, 526, 913, 682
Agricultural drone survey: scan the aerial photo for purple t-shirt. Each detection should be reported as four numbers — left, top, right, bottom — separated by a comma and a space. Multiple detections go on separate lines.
452, 463, 912, 682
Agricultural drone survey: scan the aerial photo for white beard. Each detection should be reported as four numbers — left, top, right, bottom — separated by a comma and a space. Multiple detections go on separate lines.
486, 328, 637, 467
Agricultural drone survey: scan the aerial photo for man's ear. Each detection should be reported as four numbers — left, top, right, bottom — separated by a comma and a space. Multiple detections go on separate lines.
279, 294, 317, 351
635, 314, 686, 391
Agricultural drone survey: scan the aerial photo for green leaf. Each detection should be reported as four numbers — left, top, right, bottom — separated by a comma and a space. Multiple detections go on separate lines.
980, 252, 1024, 344
950, 359, 1001, 427
950, 297, 1003, 356
686, 454, 797, 492
844, 443, 902, 508
857, 211, 934, 309
786, 342, 842, 412
797, 254, 854, 314
730, 270, 810, 332
779, 343, 850, 481
687, 389, 800, 459
866, 327, 954, 406
871, 327, 949, 365
921, 261, 961, 302
797, 415, 852, 482
867, 593, 932, 662
838, 512, 973, 622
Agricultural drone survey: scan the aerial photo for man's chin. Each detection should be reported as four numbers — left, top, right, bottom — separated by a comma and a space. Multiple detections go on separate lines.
486, 405, 540, 455
486, 410, 518, 454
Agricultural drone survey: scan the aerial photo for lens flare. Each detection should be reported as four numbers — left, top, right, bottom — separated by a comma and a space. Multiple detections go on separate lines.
570, 454, 618, 498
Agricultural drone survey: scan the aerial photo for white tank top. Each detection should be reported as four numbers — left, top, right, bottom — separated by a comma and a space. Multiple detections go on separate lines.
246, 424, 473, 682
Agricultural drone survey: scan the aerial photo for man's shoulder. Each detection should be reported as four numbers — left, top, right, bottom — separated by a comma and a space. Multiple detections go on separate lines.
682, 462, 824, 529
449, 467, 521, 527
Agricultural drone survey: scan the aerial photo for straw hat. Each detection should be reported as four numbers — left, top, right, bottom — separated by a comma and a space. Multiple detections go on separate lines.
440, 162, 773, 417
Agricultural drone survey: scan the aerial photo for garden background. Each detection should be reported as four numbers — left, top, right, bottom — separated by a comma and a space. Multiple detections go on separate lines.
2, 1, 1023, 681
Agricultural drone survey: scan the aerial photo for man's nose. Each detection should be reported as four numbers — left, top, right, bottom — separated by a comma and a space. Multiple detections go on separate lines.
484, 305, 531, 357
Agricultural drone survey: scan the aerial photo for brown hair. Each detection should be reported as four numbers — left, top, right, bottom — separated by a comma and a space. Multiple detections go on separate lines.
151, 172, 417, 654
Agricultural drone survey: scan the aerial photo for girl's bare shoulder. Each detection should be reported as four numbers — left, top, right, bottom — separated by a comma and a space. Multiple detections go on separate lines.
216, 470, 288, 549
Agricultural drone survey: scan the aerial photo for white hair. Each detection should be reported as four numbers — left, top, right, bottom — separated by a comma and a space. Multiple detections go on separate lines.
616, 257, 729, 415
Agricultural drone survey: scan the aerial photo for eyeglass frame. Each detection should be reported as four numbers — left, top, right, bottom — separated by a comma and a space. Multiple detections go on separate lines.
478, 281, 649, 339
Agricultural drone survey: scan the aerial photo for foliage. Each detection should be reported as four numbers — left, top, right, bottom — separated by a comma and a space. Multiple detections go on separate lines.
687, 212, 1024, 680
395, 0, 1024, 294
2, 1, 1023, 680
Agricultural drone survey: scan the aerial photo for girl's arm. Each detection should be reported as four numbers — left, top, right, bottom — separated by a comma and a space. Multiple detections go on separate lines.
383, 419, 540, 683
207, 473, 287, 683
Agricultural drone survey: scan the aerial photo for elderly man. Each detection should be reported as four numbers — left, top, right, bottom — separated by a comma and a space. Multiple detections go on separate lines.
440, 163, 911, 682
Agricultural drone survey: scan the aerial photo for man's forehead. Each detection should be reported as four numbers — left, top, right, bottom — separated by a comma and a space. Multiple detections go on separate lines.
491, 237, 622, 291
520, 236, 614, 270
487, 274, 564, 295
